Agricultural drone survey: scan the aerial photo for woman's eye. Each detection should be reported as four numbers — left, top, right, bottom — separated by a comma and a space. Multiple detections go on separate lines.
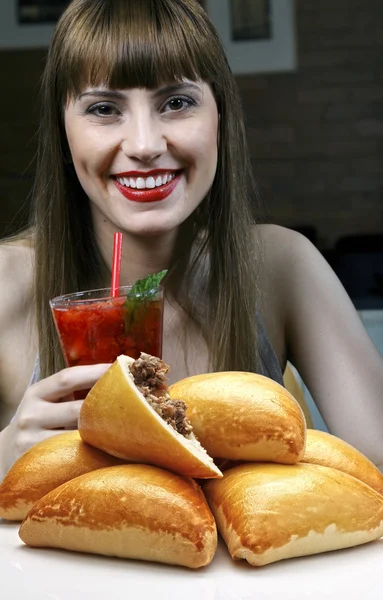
85, 102, 120, 117
163, 96, 195, 112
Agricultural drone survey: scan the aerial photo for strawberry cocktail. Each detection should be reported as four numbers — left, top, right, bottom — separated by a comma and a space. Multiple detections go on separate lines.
50, 284, 164, 367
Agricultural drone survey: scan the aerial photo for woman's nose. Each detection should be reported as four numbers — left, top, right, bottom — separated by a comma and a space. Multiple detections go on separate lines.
121, 113, 167, 164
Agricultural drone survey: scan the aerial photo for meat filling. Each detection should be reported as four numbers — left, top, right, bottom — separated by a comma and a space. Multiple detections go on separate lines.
129, 353, 193, 437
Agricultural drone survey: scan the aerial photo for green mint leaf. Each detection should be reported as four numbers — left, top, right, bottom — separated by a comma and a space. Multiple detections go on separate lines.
124, 270, 167, 330
128, 269, 167, 298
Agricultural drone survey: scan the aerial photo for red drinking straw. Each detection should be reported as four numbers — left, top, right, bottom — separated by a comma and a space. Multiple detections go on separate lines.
111, 232, 123, 297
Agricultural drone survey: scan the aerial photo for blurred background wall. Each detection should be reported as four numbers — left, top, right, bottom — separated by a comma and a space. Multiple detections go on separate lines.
238, 0, 382, 249
0, 0, 382, 309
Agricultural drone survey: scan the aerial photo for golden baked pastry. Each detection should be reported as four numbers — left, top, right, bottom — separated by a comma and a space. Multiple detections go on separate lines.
78, 354, 222, 479
0, 430, 123, 521
203, 462, 383, 566
169, 371, 306, 463
19, 464, 217, 568
302, 429, 383, 495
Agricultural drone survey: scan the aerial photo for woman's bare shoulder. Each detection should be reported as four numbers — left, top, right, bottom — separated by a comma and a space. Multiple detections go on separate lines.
0, 235, 35, 274
256, 224, 303, 297
258, 223, 307, 259
258, 223, 350, 301
257, 224, 324, 289
0, 235, 35, 324
255, 224, 323, 362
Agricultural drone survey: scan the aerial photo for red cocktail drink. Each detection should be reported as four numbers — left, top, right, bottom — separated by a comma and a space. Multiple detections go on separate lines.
50, 286, 164, 368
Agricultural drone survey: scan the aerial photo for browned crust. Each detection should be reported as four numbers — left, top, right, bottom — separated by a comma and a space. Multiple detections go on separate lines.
169, 371, 307, 463
19, 464, 217, 568
0, 431, 123, 521
203, 462, 383, 566
302, 429, 383, 495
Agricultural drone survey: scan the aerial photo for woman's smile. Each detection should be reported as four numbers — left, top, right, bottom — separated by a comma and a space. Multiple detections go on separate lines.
112, 169, 182, 202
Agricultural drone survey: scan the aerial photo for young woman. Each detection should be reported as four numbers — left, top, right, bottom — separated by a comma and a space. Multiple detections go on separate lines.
0, 0, 382, 478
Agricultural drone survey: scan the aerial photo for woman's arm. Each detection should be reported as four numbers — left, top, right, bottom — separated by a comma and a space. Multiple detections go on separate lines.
0, 238, 37, 427
268, 226, 383, 467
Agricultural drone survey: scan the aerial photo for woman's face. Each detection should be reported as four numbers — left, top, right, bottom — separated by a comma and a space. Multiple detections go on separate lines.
64, 80, 219, 239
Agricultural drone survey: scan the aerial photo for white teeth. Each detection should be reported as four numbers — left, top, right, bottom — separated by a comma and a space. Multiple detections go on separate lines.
136, 177, 146, 189
115, 173, 176, 189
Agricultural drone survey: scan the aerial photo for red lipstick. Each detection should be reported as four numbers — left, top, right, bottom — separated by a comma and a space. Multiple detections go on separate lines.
112, 171, 181, 203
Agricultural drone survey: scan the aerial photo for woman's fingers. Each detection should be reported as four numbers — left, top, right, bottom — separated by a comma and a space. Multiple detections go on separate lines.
45, 399, 84, 429
2, 363, 112, 473
18, 400, 84, 431
27, 363, 111, 402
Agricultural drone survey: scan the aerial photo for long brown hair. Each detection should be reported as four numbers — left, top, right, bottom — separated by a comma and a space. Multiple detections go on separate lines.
32, 0, 262, 379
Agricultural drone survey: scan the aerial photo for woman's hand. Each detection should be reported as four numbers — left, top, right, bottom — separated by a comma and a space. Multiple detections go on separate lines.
0, 363, 111, 479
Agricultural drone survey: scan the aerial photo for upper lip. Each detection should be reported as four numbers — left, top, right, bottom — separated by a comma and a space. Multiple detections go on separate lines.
112, 169, 181, 177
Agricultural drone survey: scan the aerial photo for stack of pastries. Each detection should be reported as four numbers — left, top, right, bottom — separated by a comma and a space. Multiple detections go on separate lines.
1, 353, 382, 568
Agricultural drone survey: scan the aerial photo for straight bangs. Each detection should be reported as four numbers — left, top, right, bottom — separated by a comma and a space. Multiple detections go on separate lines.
52, 0, 223, 103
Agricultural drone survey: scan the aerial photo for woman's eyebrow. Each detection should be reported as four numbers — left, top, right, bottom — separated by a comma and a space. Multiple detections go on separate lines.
153, 82, 202, 97
78, 89, 126, 100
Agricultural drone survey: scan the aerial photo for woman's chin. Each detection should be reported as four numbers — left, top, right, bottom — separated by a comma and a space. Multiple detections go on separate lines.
120, 213, 188, 239
123, 221, 179, 239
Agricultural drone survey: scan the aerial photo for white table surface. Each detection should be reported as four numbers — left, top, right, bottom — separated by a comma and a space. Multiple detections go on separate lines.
1, 522, 383, 600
